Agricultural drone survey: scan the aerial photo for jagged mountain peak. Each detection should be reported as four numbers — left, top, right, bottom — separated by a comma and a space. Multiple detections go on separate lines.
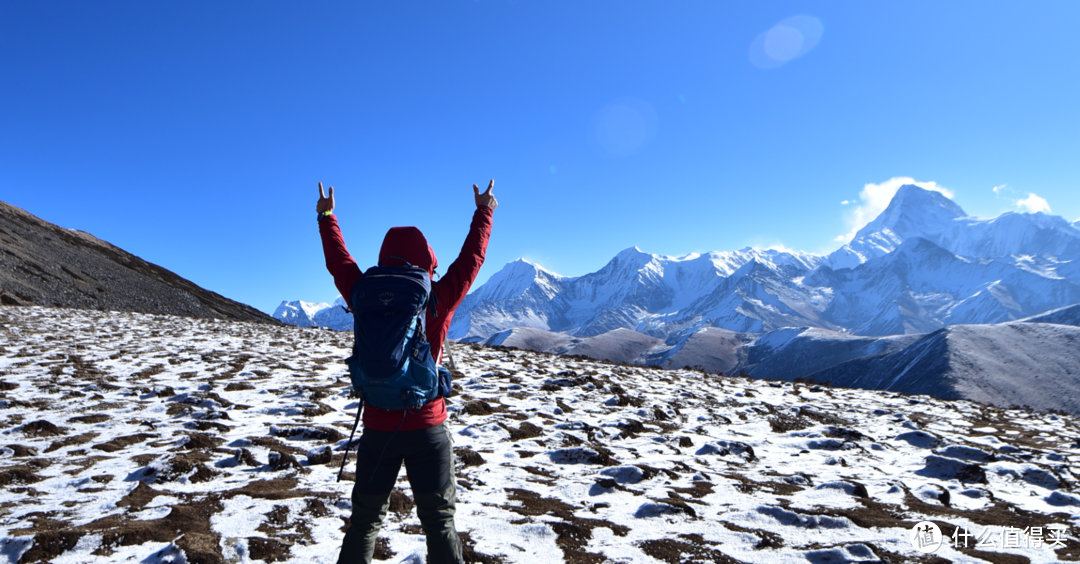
272, 299, 330, 328
472, 257, 564, 302
616, 245, 648, 258
830, 186, 969, 269
856, 184, 967, 241
987, 209, 1078, 232
497, 257, 560, 278
602, 246, 658, 273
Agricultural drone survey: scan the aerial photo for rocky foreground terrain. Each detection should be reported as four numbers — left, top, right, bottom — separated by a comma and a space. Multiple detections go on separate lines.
1, 305, 1079, 563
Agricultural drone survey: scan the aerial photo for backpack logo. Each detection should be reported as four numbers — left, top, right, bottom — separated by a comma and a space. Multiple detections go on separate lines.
379, 291, 395, 305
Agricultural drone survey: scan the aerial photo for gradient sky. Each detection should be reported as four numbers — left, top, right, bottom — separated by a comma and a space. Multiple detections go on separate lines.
3, 2, 1079, 314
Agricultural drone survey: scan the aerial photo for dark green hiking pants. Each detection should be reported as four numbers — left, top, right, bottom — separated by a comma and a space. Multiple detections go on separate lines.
337, 422, 463, 564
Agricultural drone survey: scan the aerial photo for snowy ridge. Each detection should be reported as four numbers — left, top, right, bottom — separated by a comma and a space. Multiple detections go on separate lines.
442, 184, 1080, 345
829, 185, 1080, 268
1, 306, 1078, 563
276, 185, 1080, 410
273, 298, 352, 331
272, 300, 329, 328
280, 186, 1080, 343
449, 246, 827, 342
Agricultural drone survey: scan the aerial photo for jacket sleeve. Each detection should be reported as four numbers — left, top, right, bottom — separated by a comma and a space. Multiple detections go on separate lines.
432, 207, 493, 318
318, 215, 363, 303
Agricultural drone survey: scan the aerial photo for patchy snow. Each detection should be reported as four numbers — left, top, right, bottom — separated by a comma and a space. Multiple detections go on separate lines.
1, 306, 1078, 563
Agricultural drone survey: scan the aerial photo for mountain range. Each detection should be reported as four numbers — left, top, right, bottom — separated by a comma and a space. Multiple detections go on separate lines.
445, 185, 1080, 341
275, 185, 1080, 412
280, 185, 1080, 341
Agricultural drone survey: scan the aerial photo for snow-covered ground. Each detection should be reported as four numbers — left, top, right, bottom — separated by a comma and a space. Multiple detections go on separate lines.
1, 306, 1078, 563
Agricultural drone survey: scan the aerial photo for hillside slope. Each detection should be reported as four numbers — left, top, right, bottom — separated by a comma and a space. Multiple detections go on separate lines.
797, 322, 1080, 415
0, 200, 275, 324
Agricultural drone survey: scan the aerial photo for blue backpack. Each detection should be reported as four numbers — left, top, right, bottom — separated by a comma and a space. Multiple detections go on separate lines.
344, 262, 450, 411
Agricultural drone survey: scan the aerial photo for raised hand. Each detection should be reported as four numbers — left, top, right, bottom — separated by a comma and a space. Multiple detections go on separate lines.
317, 182, 335, 214
473, 179, 497, 211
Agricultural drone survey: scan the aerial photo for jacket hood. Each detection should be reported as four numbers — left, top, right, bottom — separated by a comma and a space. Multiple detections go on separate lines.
379, 226, 438, 275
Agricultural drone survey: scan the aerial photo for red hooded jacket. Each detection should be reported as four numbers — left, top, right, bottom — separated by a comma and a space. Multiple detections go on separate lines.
319, 207, 493, 431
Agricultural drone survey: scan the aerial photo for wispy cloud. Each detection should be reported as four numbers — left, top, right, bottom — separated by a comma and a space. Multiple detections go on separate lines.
834, 177, 953, 243
840, 200, 853, 205
991, 184, 1053, 214
1015, 193, 1051, 214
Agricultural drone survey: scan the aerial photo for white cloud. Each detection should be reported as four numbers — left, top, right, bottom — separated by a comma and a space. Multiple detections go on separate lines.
840, 200, 852, 205
992, 184, 1053, 214
1015, 193, 1051, 214
835, 177, 954, 244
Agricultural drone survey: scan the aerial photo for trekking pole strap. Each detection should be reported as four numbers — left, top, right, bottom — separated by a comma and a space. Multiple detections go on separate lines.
337, 400, 364, 482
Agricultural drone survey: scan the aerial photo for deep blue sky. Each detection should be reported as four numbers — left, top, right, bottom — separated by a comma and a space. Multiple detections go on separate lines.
3, 2, 1079, 313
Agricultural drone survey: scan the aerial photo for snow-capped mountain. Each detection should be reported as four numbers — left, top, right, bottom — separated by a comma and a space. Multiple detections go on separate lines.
450, 246, 826, 342
829, 184, 1080, 269
273, 297, 352, 331
272, 300, 329, 327
448, 258, 567, 340
276, 185, 1080, 399
447, 185, 1080, 343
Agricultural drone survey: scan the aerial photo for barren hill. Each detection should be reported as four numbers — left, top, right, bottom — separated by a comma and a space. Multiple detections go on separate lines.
0, 200, 275, 324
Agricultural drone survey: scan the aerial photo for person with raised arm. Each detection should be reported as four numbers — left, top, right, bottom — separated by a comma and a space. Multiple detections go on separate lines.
317, 180, 497, 564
